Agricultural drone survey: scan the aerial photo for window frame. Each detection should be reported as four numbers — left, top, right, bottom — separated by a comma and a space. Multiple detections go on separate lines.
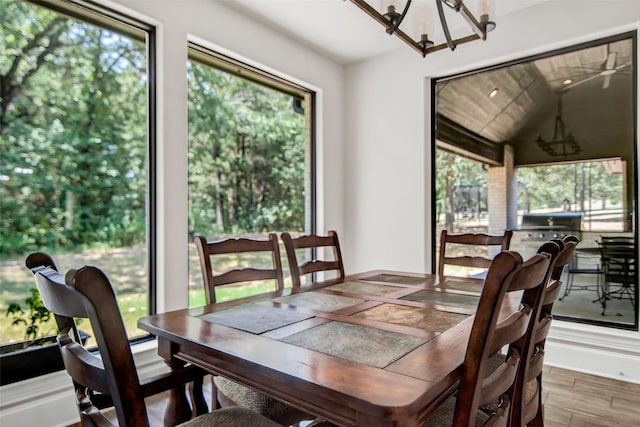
1, 0, 157, 385
186, 41, 317, 254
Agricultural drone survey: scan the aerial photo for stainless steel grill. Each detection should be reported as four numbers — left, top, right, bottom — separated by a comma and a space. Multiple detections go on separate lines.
518, 212, 583, 241
511, 212, 583, 259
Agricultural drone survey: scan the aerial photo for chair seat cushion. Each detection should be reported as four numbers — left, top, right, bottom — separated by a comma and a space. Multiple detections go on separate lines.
178, 406, 282, 427
214, 376, 294, 419
423, 395, 489, 426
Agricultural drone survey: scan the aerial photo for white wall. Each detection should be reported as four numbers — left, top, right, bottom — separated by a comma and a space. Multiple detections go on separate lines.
0, 1, 345, 425
344, 0, 640, 381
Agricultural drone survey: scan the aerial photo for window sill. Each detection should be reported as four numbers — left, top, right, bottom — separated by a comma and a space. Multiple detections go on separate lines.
0, 339, 163, 427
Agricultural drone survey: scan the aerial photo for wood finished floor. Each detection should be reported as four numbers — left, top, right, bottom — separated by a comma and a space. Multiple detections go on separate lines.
69, 366, 640, 426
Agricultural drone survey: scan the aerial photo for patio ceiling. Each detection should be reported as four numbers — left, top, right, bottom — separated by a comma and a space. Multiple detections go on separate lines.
436, 37, 635, 166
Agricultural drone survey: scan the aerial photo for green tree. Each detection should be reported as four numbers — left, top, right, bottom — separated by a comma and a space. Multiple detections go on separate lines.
1, 0, 147, 256
188, 60, 306, 237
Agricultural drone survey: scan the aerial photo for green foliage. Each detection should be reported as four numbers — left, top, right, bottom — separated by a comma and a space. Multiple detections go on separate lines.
187, 60, 307, 236
5, 288, 54, 347
435, 149, 487, 229
1, 0, 147, 257
517, 162, 623, 211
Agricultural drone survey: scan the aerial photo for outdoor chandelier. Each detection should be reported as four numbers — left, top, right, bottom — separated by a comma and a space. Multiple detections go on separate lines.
534, 94, 581, 157
348, 0, 496, 57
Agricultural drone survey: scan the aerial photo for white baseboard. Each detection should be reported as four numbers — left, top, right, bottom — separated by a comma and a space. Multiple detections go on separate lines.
545, 320, 640, 383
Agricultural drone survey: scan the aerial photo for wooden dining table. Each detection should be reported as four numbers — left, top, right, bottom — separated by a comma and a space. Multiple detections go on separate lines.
138, 270, 520, 427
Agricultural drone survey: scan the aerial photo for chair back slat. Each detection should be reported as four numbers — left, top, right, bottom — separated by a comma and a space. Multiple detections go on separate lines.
58, 335, 110, 395
438, 230, 513, 280
214, 268, 281, 287
194, 233, 284, 303
281, 230, 345, 287
34, 266, 89, 320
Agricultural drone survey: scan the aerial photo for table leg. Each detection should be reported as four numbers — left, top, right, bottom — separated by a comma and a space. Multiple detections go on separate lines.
157, 338, 193, 426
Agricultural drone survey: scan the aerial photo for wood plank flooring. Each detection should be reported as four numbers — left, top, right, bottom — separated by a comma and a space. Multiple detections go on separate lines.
69, 366, 640, 426
542, 366, 640, 427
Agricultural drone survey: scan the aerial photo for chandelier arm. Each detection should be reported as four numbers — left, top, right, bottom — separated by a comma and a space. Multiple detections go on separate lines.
425, 33, 480, 55
436, 0, 456, 51
349, 0, 427, 56
457, 2, 485, 39
388, 0, 412, 35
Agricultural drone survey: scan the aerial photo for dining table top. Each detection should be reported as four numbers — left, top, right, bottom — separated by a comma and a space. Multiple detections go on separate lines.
138, 269, 520, 427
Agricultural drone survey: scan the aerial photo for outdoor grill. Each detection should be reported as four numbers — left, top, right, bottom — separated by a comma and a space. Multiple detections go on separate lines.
511, 212, 583, 259
518, 212, 583, 241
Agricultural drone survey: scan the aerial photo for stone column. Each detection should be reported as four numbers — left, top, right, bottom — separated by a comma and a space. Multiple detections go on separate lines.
487, 144, 518, 236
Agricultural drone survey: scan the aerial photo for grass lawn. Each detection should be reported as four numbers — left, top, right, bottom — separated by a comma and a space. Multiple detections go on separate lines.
1, 245, 292, 347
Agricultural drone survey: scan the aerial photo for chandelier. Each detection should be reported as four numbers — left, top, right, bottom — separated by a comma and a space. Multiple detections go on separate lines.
348, 0, 496, 57
534, 94, 581, 157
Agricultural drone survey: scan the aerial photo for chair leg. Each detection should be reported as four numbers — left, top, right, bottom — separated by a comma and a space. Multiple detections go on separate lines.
529, 405, 544, 427
559, 272, 574, 300
165, 384, 193, 427
210, 375, 220, 410
189, 375, 208, 417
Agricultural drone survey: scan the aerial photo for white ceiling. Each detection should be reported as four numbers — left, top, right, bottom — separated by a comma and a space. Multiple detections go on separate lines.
226, 0, 550, 64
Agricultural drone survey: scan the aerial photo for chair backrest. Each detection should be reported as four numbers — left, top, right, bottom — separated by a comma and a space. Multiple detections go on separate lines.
599, 235, 635, 285
438, 229, 513, 280
281, 230, 345, 287
454, 249, 551, 427
194, 233, 284, 304
31, 263, 147, 427
507, 236, 578, 426
24, 253, 84, 343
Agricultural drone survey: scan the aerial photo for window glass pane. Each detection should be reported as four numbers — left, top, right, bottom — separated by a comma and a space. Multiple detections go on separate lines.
434, 148, 489, 277
516, 160, 625, 231
0, 0, 151, 352
187, 53, 312, 305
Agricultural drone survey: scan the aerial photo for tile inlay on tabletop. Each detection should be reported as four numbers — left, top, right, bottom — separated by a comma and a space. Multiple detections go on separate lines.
280, 321, 428, 368
199, 303, 313, 334
272, 292, 364, 312
361, 273, 429, 286
400, 289, 480, 308
352, 303, 469, 332
325, 281, 403, 296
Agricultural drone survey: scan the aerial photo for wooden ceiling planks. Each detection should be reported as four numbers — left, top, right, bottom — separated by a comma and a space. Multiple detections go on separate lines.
436, 36, 634, 167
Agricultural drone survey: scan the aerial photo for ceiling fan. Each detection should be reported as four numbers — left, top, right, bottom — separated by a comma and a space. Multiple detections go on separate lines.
563, 45, 632, 90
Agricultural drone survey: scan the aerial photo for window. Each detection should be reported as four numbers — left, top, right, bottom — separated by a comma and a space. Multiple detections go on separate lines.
433, 32, 637, 330
0, 0, 155, 384
187, 45, 315, 305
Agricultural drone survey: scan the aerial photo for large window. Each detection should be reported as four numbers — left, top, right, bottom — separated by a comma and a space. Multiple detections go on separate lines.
0, 0, 154, 383
433, 32, 637, 330
187, 45, 314, 306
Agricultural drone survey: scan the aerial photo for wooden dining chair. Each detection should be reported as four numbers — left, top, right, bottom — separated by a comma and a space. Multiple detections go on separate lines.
437, 229, 513, 280
194, 234, 311, 425
281, 230, 345, 287
514, 235, 578, 427
194, 233, 284, 303
424, 249, 552, 426
28, 260, 280, 427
